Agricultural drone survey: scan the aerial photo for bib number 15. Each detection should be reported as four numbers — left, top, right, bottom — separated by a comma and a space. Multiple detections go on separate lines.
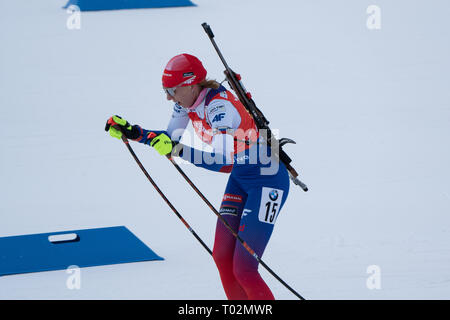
258, 187, 284, 225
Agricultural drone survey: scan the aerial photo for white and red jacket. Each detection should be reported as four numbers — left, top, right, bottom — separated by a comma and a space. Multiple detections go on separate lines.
167, 85, 259, 165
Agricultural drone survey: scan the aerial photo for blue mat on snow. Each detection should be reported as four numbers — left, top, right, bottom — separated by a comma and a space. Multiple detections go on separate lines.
63, 0, 196, 11
0, 226, 163, 276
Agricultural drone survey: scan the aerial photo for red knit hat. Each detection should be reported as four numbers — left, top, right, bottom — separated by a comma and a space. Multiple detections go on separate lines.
162, 53, 207, 88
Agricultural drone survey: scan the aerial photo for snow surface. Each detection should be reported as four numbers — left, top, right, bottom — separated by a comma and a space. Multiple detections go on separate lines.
1, 0, 449, 300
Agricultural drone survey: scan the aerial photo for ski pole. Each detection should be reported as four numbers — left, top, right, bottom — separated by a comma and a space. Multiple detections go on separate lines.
113, 129, 212, 256
165, 153, 306, 300
113, 127, 305, 299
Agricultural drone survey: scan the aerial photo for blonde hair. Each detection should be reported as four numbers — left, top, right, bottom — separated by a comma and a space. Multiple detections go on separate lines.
199, 79, 220, 89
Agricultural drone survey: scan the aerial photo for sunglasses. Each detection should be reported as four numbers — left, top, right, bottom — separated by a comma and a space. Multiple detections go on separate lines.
163, 86, 178, 97
163, 76, 196, 97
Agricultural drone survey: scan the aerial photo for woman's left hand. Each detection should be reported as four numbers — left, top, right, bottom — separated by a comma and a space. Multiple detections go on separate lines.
148, 132, 174, 156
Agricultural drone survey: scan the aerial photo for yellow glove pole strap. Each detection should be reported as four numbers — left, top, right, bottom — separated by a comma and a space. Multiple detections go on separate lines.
109, 127, 123, 139
108, 116, 132, 140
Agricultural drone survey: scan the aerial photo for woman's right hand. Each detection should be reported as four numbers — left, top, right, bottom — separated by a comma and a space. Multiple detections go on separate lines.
104, 115, 141, 140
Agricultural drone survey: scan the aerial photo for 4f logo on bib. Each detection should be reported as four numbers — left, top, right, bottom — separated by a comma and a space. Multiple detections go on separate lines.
212, 113, 225, 123
258, 187, 284, 224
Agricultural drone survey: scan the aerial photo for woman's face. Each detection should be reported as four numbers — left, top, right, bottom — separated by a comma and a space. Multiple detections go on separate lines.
165, 85, 198, 109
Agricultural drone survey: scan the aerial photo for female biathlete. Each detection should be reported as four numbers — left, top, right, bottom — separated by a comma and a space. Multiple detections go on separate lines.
105, 54, 290, 300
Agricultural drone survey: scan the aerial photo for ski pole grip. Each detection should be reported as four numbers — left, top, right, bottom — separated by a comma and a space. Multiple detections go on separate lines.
112, 125, 129, 143
202, 22, 214, 38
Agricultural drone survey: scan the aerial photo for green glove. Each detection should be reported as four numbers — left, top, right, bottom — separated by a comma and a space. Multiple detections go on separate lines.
148, 132, 173, 156
105, 115, 140, 140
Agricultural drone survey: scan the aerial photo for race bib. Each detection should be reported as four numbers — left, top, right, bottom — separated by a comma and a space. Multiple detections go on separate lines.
258, 187, 284, 225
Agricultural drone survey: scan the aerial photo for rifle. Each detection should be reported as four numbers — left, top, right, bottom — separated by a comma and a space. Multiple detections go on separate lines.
201, 22, 308, 192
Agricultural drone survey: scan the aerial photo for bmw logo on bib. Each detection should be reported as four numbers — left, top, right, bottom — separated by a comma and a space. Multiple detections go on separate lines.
269, 189, 279, 201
